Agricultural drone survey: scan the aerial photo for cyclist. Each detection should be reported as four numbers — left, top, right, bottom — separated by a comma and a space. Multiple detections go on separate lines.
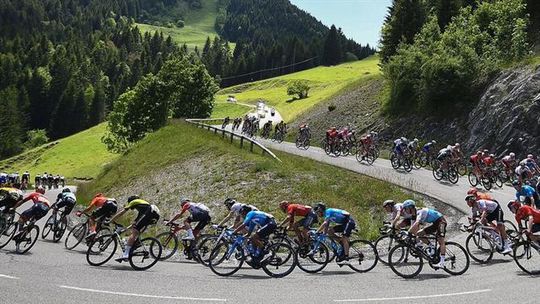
0, 173, 7, 186
326, 127, 338, 145
314, 202, 356, 265
382, 200, 412, 229
483, 153, 496, 169
508, 200, 540, 243
407, 138, 420, 155
470, 151, 484, 177
436, 146, 453, 170
513, 181, 539, 209
0, 187, 23, 214
359, 134, 374, 159
275, 121, 286, 135
21, 171, 30, 185
502, 153, 517, 175
402, 200, 447, 269
422, 140, 436, 155
299, 123, 310, 138
34, 174, 41, 187
522, 154, 540, 175
108, 195, 160, 262
338, 127, 351, 143
393, 137, 409, 158
53, 188, 77, 217
262, 120, 273, 137
76, 193, 118, 239
465, 194, 512, 254
233, 206, 277, 261
515, 163, 532, 184
217, 198, 258, 228
167, 198, 211, 240
278, 201, 318, 245
467, 188, 494, 200
11, 186, 50, 237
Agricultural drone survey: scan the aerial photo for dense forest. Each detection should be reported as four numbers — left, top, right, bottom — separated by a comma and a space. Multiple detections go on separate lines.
379, 0, 538, 115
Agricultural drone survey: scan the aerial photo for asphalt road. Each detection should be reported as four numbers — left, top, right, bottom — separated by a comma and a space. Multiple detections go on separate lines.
1, 135, 537, 304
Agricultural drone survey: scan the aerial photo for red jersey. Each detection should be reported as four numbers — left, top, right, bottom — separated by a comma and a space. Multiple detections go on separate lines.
286, 204, 311, 217
470, 155, 481, 165
516, 205, 540, 223
483, 157, 494, 167
89, 196, 109, 208
23, 192, 50, 207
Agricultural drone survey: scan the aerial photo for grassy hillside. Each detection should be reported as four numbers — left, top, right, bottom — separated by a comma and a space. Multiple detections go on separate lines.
216, 56, 381, 122
0, 124, 117, 180
136, 0, 219, 49
210, 102, 253, 119
77, 120, 411, 239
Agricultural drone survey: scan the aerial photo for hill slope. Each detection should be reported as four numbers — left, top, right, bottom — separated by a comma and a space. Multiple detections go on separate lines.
77, 120, 411, 238
0, 124, 117, 180
215, 56, 380, 121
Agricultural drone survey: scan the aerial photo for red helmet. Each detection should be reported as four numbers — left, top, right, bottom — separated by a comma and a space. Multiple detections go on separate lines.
467, 188, 478, 196
94, 193, 103, 198
36, 186, 45, 194
279, 201, 290, 211
507, 200, 521, 213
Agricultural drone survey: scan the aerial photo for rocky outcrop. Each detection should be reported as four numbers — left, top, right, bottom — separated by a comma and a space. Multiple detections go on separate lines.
466, 66, 540, 155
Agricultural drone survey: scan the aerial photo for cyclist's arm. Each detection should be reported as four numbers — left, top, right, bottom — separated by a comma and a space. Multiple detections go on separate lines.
316, 220, 329, 234
217, 212, 233, 227
109, 208, 127, 224
12, 195, 32, 210
408, 220, 420, 235
232, 222, 247, 235
391, 210, 402, 228
479, 210, 488, 224
527, 217, 534, 234
279, 214, 293, 228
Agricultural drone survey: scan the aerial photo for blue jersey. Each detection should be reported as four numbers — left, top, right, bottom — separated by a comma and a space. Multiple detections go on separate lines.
416, 208, 442, 224
324, 208, 350, 224
516, 185, 537, 200
243, 211, 274, 233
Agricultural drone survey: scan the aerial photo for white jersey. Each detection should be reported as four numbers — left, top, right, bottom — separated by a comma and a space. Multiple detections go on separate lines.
389, 203, 412, 220
472, 200, 499, 215
230, 202, 258, 215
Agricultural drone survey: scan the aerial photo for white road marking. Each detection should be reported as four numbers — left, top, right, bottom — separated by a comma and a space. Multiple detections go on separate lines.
59, 285, 227, 302
0, 274, 19, 280
334, 289, 491, 302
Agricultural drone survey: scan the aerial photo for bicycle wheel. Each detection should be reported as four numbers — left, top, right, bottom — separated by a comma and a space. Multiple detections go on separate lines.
513, 241, 540, 275
366, 151, 376, 165
304, 138, 310, 150
504, 220, 519, 241
295, 137, 301, 148
53, 217, 67, 243
129, 237, 162, 271
403, 159, 413, 172
443, 241, 470, 275
196, 235, 219, 266
448, 169, 459, 184
296, 242, 330, 273
465, 233, 493, 264
432, 167, 443, 181
65, 223, 87, 250
15, 225, 39, 254
0, 218, 16, 249
482, 177, 492, 191
41, 215, 54, 239
468, 172, 479, 187
209, 240, 245, 276
390, 155, 400, 169
495, 176, 503, 188
413, 156, 422, 169
374, 235, 398, 265
389, 244, 423, 278
86, 234, 118, 266
262, 242, 297, 278
347, 239, 378, 273
155, 232, 178, 261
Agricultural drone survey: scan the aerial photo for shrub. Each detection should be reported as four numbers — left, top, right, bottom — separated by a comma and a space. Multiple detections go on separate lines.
25, 129, 49, 150
328, 104, 336, 112
287, 80, 310, 100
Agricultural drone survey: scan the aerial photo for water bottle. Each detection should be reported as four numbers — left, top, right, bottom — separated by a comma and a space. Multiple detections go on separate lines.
121, 237, 127, 248
490, 230, 502, 248
247, 243, 255, 255
425, 244, 435, 257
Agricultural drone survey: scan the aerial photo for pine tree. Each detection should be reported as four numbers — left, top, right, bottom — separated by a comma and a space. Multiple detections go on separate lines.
322, 25, 342, 66
0, 87, 24, 158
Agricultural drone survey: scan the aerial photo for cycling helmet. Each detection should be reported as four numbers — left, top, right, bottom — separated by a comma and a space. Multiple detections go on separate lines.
527, 154, 534, 159
413, 138, 418, 142
36, 186, 45, 194
455, 143, 460, 147
401, 137, 407, 142
240, 205, 254, 215
507, 200, 521, 213
223, 198, 236, 209
331, 127, 337, 132
382, 200, 395, 208
509, 152, 516, 158
467, 188, 478, 196
127, 195, 140, 203
279, 201, 290, 211
180, 197, 191, 206
367, 134, 372, 138
94, 193, 103, 198
476, 151, 482, 155
431, 140, 437, 144
483, 149, 489, 154
512, 180, 522, 187
313, 202, 327, 213
465, 194, 476, 202
62, 188, 71, 193
489, 154, 495, 158
402, 200, 416, 209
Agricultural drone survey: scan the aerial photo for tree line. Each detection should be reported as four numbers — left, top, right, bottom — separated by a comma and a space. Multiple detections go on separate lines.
379, 0, 535, 115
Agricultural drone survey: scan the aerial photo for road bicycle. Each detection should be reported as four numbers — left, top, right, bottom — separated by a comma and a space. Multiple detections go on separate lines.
512, 230, 540, 275
272, 128, 287, 143
356, 143, 377, 165
462, 221, 518, 264
208, 232, 297, 278
0, 208, 17, 249
295, 128, 311, 150
41, 205, 68, 242
374, 222, 405, 265
4, 211, 41, 254
155, 221, 218, 262
432, 160, 459, 184
388, 232, 469, 278
308, 230, 378, 273
86, 223, 162, 271
390, 150, 413, 172
64, 213, 111, 250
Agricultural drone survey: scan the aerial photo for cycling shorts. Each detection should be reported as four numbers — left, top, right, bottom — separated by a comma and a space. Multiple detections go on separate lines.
21, 203, 50, 221
423, 217, 446, 237
485, 204, 504, 224
256, 220, 277, 239
532, 223, 540, 234
92, 201, 118, 220
57, 197, 76, 215
134, 208, 160, 232
187, 212, 211, 231
333, 217, 356, 237
297, 210, 318, 229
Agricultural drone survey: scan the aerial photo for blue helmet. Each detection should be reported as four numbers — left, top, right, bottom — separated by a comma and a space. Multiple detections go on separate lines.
402, 199, 416, 209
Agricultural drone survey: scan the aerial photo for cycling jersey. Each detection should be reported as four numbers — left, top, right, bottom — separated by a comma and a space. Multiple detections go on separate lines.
515, 165, 530, 176
89, 196, 110, 208
57, 192, 76, 203
390, 203, 413, 220
124, 198, 151, 212
243, 211, 275, 233
422, 143, 433, 153
0, 187, 23, 211
515, 205, 540, 223
502, 156, 514, 165
22, 192, 50, 207
516, 185, 538, 200
181, 202, 210, 217
125, 199, 160, 231
470, 155, 482, 166
324, 208, 351, 224
286, 204, 312, 217
416, 208, 442, 224
230, 202, 258, 215
472, 200, 499, 214
483, 157, 494, 167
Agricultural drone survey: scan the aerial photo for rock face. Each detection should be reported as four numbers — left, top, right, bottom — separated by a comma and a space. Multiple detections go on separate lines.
466, 66, 540, 156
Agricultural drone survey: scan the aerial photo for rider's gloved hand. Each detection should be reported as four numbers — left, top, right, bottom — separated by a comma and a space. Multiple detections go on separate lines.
75, 211, 82, 217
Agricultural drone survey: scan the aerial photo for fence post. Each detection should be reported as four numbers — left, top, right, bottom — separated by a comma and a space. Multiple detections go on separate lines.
240, 137, 244, 148
230, 133, 234, 143
222, 130, 225, 138
250, 141, 254, 152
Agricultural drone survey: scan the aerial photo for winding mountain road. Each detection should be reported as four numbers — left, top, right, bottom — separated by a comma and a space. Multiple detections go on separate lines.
1, 128, 536, 304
